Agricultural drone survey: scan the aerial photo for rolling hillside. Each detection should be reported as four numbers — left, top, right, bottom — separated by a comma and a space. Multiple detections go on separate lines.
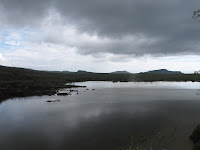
0, 65, 199, 101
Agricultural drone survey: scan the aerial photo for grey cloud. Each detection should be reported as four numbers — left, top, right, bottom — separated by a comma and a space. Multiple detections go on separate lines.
0, 0, 52, 28
54, 0, 200, 56
1, 0, 200, 57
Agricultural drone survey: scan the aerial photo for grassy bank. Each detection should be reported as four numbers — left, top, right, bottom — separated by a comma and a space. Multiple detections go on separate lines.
1, 65, 200, 101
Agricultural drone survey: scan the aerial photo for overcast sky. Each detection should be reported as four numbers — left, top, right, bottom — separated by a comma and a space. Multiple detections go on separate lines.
0, 0, 200, 73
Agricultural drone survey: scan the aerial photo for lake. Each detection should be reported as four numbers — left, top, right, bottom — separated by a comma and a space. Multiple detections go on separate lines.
0, 81, 200, 150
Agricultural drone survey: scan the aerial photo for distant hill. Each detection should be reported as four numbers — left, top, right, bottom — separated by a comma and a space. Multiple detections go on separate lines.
1, 65, 200, 101
111, 71, 131, 74
76, 70, 93, 74
140, 69, 183, 74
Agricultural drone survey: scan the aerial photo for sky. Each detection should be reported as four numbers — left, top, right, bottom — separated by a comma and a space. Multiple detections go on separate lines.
0, 0, 200, 73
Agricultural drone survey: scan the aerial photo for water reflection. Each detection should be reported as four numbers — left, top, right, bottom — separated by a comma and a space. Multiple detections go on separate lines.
0, 82, 200, 150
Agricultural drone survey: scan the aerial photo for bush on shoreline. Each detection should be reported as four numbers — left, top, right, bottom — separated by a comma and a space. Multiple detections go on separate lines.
190, 125, 200, 150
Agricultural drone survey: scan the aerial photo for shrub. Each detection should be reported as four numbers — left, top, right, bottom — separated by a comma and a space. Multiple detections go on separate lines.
190, 125, 200, 143
193, 142, 200, 150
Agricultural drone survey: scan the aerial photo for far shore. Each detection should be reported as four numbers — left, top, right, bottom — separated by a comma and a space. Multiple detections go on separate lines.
1, 65, 200, 102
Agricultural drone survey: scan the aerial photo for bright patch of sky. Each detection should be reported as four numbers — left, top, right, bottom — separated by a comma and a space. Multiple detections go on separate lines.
0, 25, 199, 73
0, 27, 33, 51
160, 55, 200, 62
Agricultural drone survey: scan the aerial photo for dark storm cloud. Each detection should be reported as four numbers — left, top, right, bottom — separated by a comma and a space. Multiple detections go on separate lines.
0, 0, 52, 27
1, 0, 200, 56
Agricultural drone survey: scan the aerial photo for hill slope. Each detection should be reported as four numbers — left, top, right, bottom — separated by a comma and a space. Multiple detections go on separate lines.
140, 69, 182, 74
111, 71, 131, 74
0, 65, 199, 101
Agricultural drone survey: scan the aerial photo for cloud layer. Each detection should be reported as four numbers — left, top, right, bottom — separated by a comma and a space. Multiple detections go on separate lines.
0, 0, 200, 72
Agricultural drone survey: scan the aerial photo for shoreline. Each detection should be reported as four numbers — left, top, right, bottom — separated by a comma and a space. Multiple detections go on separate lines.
0, 84, 86, 102
1, 80, 199, 102
1, 65, 200, 102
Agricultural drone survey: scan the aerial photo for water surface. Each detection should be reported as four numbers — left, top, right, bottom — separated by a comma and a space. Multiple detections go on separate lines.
0, 81, 200, 150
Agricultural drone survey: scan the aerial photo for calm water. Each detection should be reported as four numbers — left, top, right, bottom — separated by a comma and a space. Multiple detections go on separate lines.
1, 81, 200, 150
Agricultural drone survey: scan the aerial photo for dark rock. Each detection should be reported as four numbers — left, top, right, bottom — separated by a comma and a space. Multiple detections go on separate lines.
46, 100, 53, 103
57, 92, 68, 96
46, 99, 61, 103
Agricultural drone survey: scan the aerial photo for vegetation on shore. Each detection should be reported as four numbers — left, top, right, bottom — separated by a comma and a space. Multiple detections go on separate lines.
190, 125, 200, 150
1, 65, 200, 101
116, 128, 176, 150
0, 65, 86, 101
